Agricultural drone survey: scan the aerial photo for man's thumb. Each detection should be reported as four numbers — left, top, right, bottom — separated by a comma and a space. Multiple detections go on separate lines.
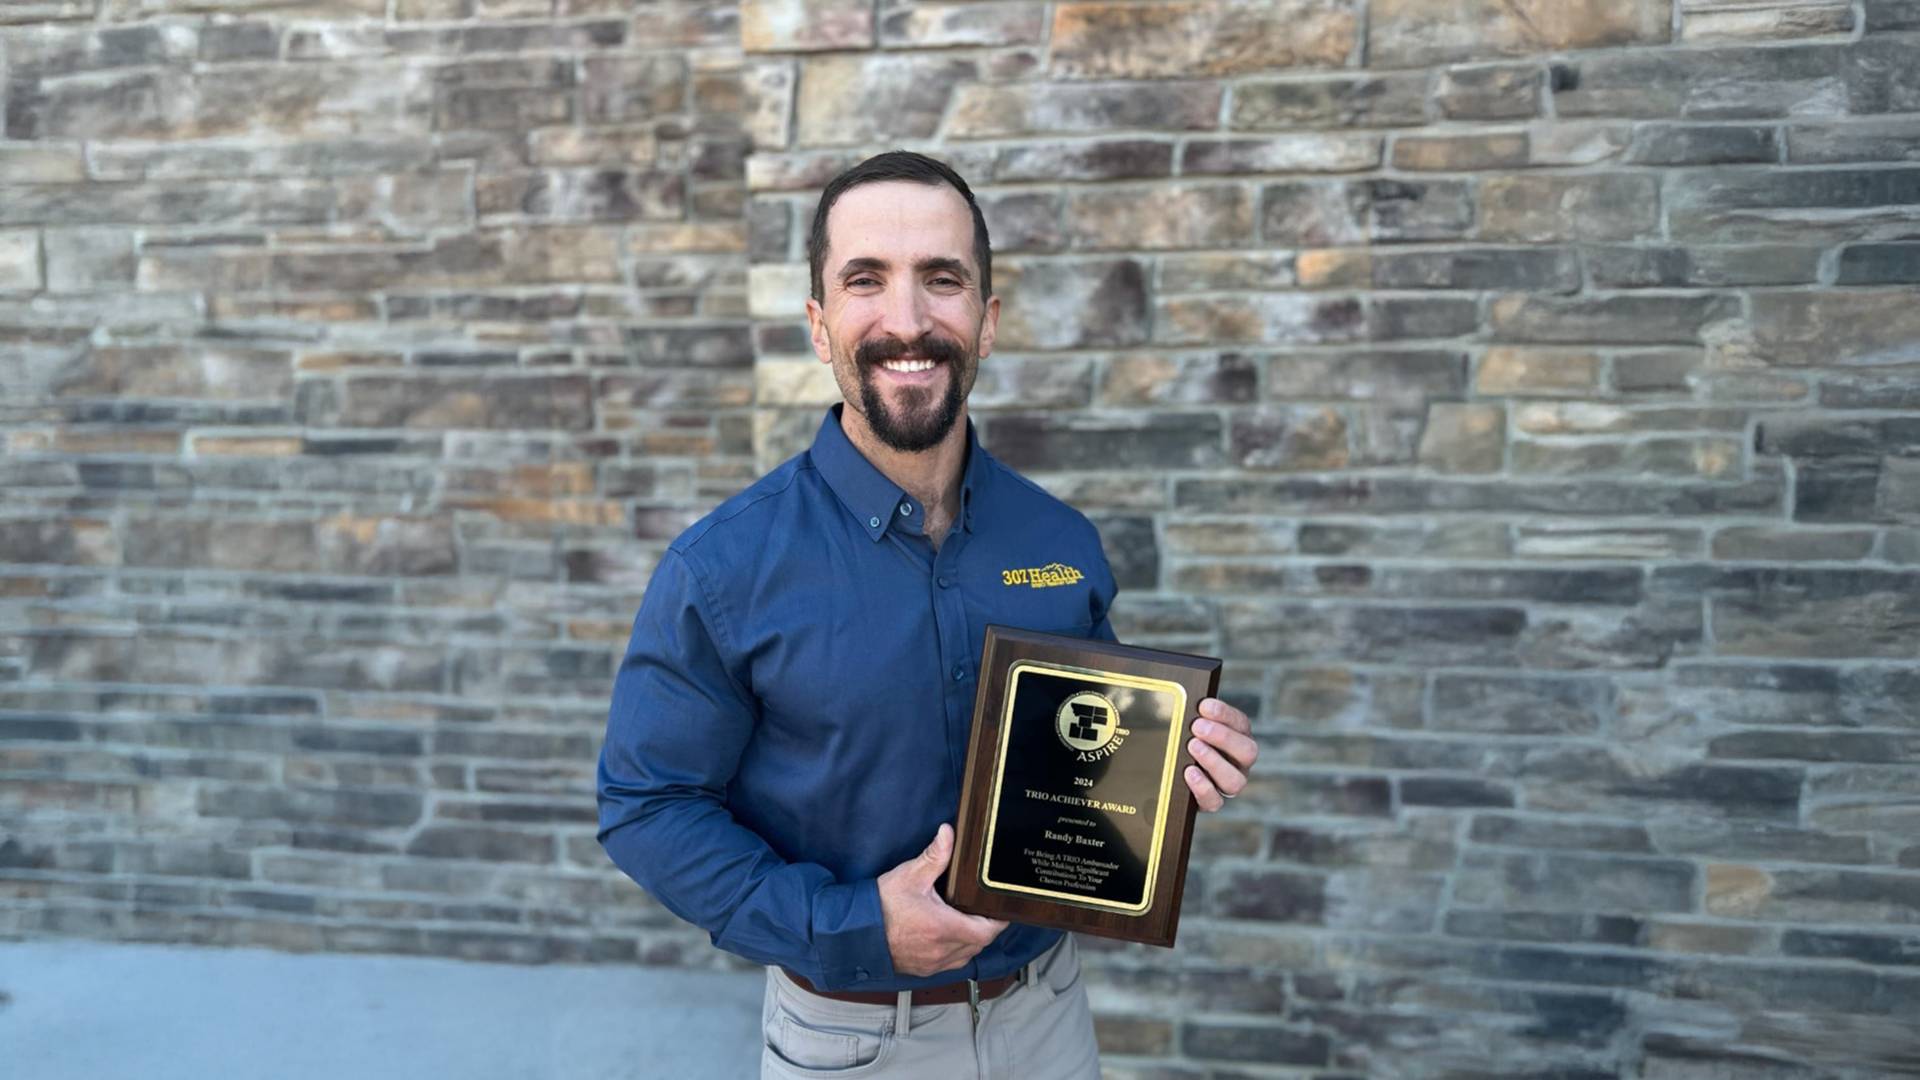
917, 823, 954, 879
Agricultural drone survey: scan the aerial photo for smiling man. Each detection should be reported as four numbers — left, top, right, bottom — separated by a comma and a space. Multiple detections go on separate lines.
597, 151, 1259, 1079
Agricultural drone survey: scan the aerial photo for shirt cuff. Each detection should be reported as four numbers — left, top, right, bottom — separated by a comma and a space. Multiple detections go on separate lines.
811, 878, 895, 990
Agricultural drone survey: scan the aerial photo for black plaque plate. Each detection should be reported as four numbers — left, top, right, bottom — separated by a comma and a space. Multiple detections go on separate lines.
946, 626, 1222, 947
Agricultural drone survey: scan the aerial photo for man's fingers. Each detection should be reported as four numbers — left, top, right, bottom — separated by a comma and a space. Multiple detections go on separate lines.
1199, 698, 1252, 734
1185, 763, 1226, 813
916, 823, 954, 881
1188, 736, 1247, 797
1193, 715, 1258, 771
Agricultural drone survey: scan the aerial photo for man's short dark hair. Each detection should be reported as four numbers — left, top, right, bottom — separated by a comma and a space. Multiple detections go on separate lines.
807, 150, 993, 304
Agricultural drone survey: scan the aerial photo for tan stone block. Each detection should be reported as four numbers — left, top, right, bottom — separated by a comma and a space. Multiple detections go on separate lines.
1681, 1, 1852, 41
741, 0, 874, 51
54, 430, 182, 454
627, 222, 748, 254
1064, 184, 1255, 251
528, 127, 660, 167
1295, 249, 1371, 289
755, 360, 841, 407
0, 142, 86, 183
448, 497, 627, 526
1704, 863, 1772, 917
295, 351, 406, 372
0, 231, 42, 291
796, 55, 976, 147
1476, 347, 1602, 396
1419, 402, 1505, 473
1370, 0, 1672, 66
192, 436, 304, 457
1050, 0, 1356, 79
1392, 132, 1530, 171
748, 263, 810, 319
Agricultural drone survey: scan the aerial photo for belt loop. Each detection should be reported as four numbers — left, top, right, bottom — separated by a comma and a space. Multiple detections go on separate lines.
895, 989, 912, 1038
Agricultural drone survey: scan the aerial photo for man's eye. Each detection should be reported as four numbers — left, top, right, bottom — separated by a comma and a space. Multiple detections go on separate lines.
848, 277, 878, 287
932, 277, 960, 287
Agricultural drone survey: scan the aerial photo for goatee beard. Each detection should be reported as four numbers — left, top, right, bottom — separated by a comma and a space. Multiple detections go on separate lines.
855, 334, 969, 454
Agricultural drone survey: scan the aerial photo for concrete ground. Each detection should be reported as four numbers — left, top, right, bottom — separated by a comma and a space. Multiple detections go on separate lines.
0, 939, 764, 1080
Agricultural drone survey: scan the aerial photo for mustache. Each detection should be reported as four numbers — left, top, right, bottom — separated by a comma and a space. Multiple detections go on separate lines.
855, 334, 965, 369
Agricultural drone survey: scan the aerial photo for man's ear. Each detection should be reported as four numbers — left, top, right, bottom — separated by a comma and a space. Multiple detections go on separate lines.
977, 294, 1000, 360
805, 297, 831, 365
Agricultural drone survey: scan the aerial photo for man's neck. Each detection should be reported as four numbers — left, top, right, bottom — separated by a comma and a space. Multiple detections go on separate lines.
839, 404, 968, 546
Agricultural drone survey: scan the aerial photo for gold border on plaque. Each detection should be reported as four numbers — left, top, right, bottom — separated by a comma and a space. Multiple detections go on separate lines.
978, 659, 1188, 915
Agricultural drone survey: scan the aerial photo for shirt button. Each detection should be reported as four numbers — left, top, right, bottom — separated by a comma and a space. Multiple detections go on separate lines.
952, 666, 965, 682
936, 576, 951, 588
899, 503, 913, 517
868, 516, 880, 529
854, 967, 869, 981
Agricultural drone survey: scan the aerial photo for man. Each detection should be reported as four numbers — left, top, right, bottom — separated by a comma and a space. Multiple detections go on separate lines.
598, 151, 1259, 1078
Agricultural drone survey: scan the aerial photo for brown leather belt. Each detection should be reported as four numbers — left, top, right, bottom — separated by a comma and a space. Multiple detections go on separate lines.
780, 967, 1023, 1007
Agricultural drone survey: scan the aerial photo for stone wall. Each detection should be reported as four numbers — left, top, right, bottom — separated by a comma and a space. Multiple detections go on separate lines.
4, 1, 1920, 1076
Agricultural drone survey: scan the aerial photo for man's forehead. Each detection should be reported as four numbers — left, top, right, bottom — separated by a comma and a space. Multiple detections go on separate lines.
825, 181, 974, 267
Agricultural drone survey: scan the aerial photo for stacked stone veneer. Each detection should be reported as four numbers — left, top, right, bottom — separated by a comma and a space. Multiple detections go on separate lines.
3, 1, 1918, 1076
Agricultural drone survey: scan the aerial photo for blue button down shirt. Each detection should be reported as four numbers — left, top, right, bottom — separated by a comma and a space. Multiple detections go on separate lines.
598, 405, 1118, 991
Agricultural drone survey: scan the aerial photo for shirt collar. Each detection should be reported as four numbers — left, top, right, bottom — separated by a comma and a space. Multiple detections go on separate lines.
810, 404, 983, 542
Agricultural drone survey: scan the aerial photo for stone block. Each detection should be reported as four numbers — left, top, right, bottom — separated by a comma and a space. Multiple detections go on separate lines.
1477, 347, 1602, 396
1230, 72, 1429, 129
947, 81, 1221, 138
1751, 290, 1920, 367
795, 54, 975, 146
0, 230, 41, 291
1836, 242, 1920, 284
43, 230, 137, 291
1269, 350, 1467, 405
993, 139, 1174, 182
1431, 673, 1612, 735
1479, 174, 1660, 242
1159, 252, 1295, 291
1370, 0, 1672, 66
1555, 45, 1847, 119
1851, 38, 1920, 114
1491, 294, 1742, 346
1392, 131, 1530, 171
739, 0, 873, 51
879, 1, 1048, 47
1262, 179, 1475, 245
1049, 0, 1356, 79
332, 373, 594, 431
1181, 134, 1382, 175
1626, 123, 1779, 165
993, 258, 1149, 349
1229, 406, 1349, 470
0, 142, 86, 182
1155, 294, 1365, 346
1099, 353, 1257, 406
1434, 63, 1545, 119
1710, 568, 1920, 658
1586, 245, 1822, 288
982, 412, 1224, 472
1372, 248, 1579, 292
1418, 402, 1504, 473
1065, 184, 1253, 250
1787, 118, 1920, 164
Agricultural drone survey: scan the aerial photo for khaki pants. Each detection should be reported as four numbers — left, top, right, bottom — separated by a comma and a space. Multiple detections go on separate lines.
760, 935, 1100, 1080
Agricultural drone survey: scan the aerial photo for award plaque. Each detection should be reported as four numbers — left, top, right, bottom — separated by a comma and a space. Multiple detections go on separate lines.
945, 626, 1222, 948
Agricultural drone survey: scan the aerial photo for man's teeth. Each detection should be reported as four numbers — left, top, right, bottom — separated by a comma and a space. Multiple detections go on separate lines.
881, 358, 937, 373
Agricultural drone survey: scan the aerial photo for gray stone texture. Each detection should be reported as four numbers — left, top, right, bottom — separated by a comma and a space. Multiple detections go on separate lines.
2, 3, 1918, 1079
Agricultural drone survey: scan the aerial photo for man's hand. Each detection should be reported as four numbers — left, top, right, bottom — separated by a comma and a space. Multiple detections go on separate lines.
877, 824, 1008, 978
1185, 697, 1258, 812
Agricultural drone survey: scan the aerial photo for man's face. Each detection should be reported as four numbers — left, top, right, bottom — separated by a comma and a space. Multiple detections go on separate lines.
806, 180, 999, 454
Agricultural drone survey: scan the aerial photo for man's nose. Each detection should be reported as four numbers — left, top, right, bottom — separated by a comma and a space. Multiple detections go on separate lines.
875, 280, 932, 343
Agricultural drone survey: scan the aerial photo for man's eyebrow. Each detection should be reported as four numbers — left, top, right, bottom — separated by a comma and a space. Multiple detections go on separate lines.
837, 256, 973, 280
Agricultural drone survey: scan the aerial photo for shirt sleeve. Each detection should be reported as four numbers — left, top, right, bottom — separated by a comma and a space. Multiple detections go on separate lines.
596, 548, 895, 989
1087, 530, 1121, 644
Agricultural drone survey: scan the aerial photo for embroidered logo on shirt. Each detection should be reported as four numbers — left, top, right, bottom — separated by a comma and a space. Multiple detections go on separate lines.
1000, 562, 1084, 588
